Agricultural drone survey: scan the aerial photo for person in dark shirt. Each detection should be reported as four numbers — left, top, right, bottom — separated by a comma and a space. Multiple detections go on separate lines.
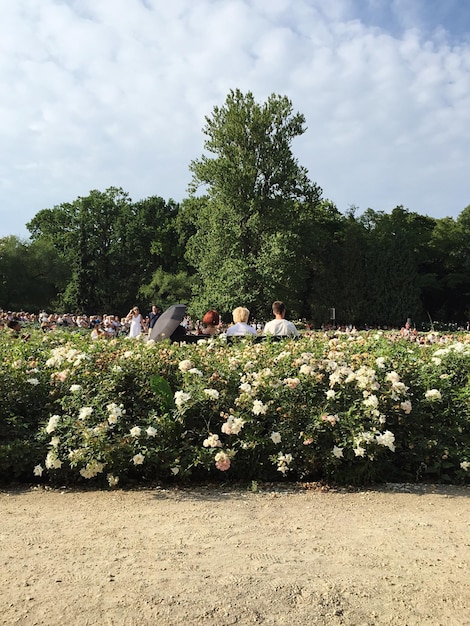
148, 305, 163, 337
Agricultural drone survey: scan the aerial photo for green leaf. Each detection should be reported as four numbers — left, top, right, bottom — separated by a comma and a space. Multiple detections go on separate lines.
149, 374, 175, 410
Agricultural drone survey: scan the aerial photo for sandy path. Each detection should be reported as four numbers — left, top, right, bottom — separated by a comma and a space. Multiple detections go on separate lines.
1, 484, 469, 625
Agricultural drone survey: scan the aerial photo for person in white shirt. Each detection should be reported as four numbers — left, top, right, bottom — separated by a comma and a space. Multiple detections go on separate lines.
262, 301, 299, 338
127, 307, 143, 338
226, 307, 257, 337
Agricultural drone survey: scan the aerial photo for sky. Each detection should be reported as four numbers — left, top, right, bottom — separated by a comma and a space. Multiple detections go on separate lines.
1, 0, 470, 239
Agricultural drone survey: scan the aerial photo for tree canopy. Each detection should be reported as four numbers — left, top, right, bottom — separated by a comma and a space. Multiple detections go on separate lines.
184, 89, 325, 319
1, 90, 469, 328
26, 188, 185, 315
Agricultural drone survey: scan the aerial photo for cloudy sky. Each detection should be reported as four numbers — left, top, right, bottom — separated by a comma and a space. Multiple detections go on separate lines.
1, 0, 469, 239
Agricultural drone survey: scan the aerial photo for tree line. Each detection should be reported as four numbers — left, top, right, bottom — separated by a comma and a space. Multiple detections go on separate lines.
1, 89, 469, 327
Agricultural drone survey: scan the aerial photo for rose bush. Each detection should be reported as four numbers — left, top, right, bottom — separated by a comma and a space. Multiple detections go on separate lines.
1, 328, 469, 486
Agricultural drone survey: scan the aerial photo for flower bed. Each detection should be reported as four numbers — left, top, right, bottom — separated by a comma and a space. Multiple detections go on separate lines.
1, 329, 469, 486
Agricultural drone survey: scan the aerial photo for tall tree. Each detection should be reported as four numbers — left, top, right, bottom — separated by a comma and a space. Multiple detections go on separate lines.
423, 208, 470, 323
28, 188, 135, 313
136, 196, 195, 309
356, 207, 428, 326
449, 206, 470, 321
27, 188, 183, 314
0, 236, 68, 311
185, 89, 323, 319
307, 206, 368, 327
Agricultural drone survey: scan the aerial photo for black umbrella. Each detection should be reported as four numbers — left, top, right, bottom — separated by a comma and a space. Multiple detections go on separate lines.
148, 304, 187, 342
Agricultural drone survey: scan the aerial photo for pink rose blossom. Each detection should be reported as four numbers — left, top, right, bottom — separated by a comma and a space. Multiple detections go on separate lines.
215, 458, 231, 471
214, 451, 231, 471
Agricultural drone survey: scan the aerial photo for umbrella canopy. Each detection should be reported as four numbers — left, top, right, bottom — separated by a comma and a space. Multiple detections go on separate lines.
149, 304, 187, 342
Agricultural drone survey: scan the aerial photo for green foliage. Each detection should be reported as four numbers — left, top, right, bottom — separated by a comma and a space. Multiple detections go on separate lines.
2, 94, 470, 326
0, 236, 69, 311
186, 88, 324, 319
0, 332, 57, 480
1, 328, 469, 487
149, 374, 175, 411
354, 207, 427, 325
26, 189, 188, 315
139, 267, 195, 311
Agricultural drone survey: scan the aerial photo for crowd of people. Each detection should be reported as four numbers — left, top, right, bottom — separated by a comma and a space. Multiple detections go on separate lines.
1, 309, 130, 338
1, 303, 466, 344
0, 301, 299, 341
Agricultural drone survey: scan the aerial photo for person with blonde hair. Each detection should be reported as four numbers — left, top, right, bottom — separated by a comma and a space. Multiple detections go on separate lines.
226, 306, 257, 337
126, 306, 143, 338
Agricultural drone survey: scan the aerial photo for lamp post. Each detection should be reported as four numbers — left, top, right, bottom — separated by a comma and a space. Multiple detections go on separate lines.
330, 307, 336, 329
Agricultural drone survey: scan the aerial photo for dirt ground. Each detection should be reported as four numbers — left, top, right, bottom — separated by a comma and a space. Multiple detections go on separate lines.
0, 483, 469, 626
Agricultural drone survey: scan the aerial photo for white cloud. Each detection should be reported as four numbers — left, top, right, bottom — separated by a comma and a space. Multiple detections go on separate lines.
1, 0, 469, 238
